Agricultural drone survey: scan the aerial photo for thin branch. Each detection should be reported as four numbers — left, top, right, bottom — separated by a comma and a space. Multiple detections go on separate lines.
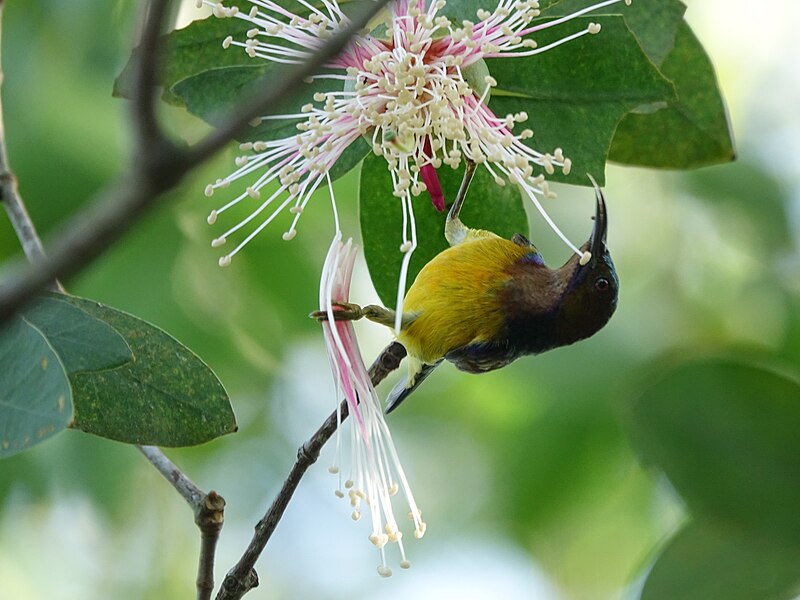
0, 4, 61, 292
0, 0, 186, 324
0, 0, 392, 324
131, 0, 170, 150
138, 445, 206, 507
216, 342, 407, 600
196, 491, 226, 600
138, 445, 226, 600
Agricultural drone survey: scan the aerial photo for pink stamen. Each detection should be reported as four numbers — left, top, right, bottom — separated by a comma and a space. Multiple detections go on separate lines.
420, 137, 445, 211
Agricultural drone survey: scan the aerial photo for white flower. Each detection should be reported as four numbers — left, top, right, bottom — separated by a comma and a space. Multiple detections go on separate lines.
202, 0, 631, 328
319, 233, 424, 577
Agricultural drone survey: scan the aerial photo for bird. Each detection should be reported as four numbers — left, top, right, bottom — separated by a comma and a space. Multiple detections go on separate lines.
314, 160, 619, 413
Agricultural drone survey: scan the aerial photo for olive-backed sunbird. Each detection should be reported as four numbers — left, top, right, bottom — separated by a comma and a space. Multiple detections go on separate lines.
314, 160, 619, 413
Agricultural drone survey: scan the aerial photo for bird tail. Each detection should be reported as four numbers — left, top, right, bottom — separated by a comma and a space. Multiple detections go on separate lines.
385, 358, 442, 414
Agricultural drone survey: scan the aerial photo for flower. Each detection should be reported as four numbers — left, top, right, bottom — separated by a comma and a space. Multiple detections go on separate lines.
201, 0, 631, 329
319, 232, 424, 576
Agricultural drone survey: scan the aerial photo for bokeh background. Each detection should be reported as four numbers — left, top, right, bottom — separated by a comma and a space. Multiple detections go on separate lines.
1, 0, 798, 598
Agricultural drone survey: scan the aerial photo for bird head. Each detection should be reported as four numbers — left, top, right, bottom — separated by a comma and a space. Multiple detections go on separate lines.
553, 179, 619, 344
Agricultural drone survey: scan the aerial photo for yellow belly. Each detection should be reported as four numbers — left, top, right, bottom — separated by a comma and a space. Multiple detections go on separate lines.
397, 233, 531, 364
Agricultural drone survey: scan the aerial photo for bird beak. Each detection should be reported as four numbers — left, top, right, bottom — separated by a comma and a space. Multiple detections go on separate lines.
587, 175, 607, 262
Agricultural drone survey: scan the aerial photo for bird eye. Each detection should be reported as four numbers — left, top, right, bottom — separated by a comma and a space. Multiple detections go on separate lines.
595, 277, 610, 292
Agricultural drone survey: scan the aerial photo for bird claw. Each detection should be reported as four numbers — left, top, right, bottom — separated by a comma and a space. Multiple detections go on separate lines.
309, 302, 364, 322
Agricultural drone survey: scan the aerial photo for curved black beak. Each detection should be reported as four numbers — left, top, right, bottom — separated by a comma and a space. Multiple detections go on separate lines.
587, 174, 607, 263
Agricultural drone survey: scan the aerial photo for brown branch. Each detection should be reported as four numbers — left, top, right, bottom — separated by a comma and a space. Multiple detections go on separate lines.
138, 445, 226, 600
131, 0, 170, 150
196, 491, 226, 600
0, 0, 392, 324
216, 342, 407, 600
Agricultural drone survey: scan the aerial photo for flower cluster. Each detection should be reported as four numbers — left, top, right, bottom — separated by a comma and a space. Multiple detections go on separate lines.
202, 0, 630, 328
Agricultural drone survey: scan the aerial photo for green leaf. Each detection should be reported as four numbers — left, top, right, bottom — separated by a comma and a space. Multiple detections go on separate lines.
171, 64, 336, 143
57, 295, 236, 447
629, 357, 800, 545
171, 63, 370, 178
0, 317, 72, 458
545, 0, 687, 67
641, 521, 800, 600
114, 14, 256, 105
439, 0, 562, 21
487, 16, 675, 186
329, 136, 371, 182
359, 153, 528, 308
114, 0, 378, 105
20, 295, 133, 374
608, 22, 735, 169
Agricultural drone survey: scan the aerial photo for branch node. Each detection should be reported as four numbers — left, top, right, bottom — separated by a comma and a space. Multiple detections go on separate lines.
368, 341, 407, 385
195, 490, 226, 531
296, 442, 318, 464
221, 570, 259, 597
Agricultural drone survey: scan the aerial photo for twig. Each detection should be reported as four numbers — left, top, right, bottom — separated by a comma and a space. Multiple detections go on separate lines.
131, 0, 170, 151
0, 4, 61, 292
137, 445, 206, 506
216, 342, 407, 600
195, 491, 226, 600
0, 0, 392, 324
138, 445, 226, 600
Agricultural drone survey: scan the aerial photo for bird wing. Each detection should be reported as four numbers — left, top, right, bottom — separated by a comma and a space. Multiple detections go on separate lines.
444, 339, 518, 374
399, 235, 530, 364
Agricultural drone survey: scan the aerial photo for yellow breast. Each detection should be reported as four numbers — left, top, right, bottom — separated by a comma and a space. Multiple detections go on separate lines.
398, 232, 531, 364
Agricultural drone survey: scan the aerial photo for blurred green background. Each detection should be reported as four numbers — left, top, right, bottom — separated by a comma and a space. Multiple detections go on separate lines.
1, 1, 799, 599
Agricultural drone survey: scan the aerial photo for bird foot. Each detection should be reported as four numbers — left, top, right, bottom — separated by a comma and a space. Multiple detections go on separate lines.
309, 302, 365, 322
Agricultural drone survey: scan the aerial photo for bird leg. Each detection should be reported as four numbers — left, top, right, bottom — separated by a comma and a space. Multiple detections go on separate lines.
310, 302, 399, 328
445, 158, 477, 246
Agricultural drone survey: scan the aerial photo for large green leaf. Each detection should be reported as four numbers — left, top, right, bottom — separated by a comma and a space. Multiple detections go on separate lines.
629, 357, 800, 545
487, 16, 675, 186
608, 22, 735, 168
20, 295, 133, 374
58, 295, 237, 447
113, 0, 365, 104
0, 317, 72, 458
170, 59, 371, 169
359, 154, 528, 308
545, 0, 686, 67
171, 64, 337, 143
641, 521, 800, 600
